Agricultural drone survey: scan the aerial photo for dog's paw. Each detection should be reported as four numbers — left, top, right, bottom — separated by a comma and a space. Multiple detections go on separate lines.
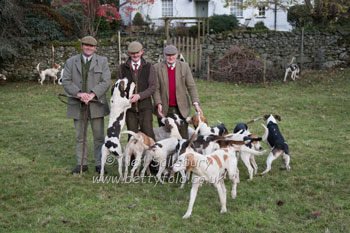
182, 213, 191, 219
220, 207, 227, 214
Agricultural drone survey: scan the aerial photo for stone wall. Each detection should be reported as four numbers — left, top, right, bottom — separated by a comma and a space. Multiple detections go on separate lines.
1, 30, 349, 81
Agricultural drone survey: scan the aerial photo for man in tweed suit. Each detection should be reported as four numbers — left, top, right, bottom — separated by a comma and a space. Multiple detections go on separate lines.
153, 45, 202, 139
62, 36, 111, 174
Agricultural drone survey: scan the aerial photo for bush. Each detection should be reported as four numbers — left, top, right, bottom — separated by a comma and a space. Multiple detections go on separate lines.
254, 21, 268, 30
209, 14, 239, 33
211, 46, 280, 84
288, 4, 313, 28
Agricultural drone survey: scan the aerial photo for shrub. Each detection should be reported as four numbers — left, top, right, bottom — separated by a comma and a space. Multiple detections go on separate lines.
209, 14, 239, 33
254, 21, 268, 30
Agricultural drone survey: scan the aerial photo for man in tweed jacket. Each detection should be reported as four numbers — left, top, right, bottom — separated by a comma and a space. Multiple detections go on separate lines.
62, 36, 111, 174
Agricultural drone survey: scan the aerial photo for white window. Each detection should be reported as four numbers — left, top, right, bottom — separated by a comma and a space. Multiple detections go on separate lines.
230, 0, 243, 17
162, 0, 173, 17
258, 6, 266, 17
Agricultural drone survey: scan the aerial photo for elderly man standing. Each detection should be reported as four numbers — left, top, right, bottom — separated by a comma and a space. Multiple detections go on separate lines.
62, 36, 111, 174
116, 41, 156, 139
154, 45, 202, 139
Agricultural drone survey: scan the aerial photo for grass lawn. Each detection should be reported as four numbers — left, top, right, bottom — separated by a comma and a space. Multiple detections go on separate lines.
0, 68, 349, 232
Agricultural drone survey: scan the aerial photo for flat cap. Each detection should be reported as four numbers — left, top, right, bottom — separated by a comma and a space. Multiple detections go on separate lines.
128, 41, 143, 53
164, 45, 178, 55
81, 36, 97, 46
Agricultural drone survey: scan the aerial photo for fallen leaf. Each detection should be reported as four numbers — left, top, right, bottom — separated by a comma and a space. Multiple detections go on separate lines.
152, 216, 157, 221
127, 204, 136, 209
18, 113, 22, 117
12, 195, 18, 199
277, 200, 284, 206
309, 212, 322, 219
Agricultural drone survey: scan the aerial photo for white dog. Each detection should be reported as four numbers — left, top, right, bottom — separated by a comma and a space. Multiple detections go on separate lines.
36, 63, 61, 85
100, 78, 135, 180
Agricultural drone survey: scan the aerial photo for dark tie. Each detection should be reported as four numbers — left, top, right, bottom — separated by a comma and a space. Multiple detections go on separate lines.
133, 64, 138, 72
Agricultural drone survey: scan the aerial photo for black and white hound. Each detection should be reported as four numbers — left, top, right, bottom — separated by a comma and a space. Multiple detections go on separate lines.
261, 114, 290, 175
100, 78, 135, 180
284, 63, 300, 82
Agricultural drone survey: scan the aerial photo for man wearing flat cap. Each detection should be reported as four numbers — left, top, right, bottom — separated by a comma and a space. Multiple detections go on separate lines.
116, 41, 156, 140
154, 45, 202, 139
62, 35, 111, 174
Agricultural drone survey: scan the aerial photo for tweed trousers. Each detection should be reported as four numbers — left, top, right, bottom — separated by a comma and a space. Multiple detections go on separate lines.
73, 116, 104, 166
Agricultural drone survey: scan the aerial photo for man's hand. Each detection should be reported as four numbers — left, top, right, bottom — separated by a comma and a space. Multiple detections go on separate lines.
157, 104, 164, 118
194, 103, 203, 114
77, 92, 96, 105
129, 94, 140, 103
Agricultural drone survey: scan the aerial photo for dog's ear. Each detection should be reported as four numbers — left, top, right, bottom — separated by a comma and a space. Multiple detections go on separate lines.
263, 114, 270, 121
274, 115, 281, 121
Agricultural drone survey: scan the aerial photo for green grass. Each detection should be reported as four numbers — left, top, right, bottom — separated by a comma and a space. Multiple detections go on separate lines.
0, 69, 349, 232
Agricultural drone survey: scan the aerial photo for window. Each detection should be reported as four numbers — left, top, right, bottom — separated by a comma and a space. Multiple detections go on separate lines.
230, 0, 243, 17
162, 0, 173, 17
258, 6, 266, 17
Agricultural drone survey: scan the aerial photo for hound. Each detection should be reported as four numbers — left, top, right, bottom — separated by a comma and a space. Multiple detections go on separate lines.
58, 68, 64, 85
179, 53, 185, 62
261, 114, 291, 175
100, 78, 135, 180
173, 147, 239, 218
120, 131, 155, 181
186, 112, 228, 136
233, 122, 268, 180
283, 57, 300, 82
141, 117, 182, 183
36, 63, 61, 85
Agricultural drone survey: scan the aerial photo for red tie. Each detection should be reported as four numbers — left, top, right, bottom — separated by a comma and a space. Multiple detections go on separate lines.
133, 64, 138, 72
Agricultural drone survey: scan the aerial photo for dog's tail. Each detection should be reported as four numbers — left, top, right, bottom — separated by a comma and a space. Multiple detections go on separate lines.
36, 63, 41, 74
120, 130, 150, 150
246, 117, 263, 125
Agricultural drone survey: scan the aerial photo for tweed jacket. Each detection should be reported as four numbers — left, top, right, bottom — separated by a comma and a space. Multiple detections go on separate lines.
153, 60, 199, 118
62, 53, 111, 120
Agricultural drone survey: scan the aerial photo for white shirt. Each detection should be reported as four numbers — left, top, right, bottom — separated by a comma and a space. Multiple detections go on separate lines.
82, 54, 92, 64
166, 62, 176, 70
131, 60, 141, 71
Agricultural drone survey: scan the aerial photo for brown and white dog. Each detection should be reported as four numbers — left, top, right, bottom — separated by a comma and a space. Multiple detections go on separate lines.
120, 130, 155, 181
36, 63, 61, 85
186, 112, 228, 136
261, 114, 290, 175
100, 78, 135, 181
173, 147, 239, 218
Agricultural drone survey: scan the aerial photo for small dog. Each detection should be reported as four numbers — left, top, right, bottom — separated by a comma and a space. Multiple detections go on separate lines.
284, 62, 300, 82
0, 74, 6, 85
100, 78, 135, 180
36, 63, 61, 85
261, 114, 290, 175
